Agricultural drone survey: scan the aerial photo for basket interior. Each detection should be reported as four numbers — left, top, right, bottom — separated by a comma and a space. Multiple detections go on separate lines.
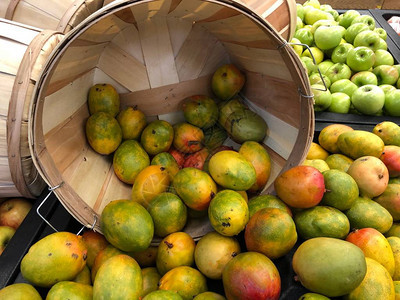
31, 0, 312, 230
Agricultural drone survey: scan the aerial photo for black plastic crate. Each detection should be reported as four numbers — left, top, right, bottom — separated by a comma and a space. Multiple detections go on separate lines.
370, 9, 400, 52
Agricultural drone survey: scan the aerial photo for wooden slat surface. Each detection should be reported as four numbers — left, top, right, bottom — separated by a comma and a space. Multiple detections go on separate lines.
111, 25, 145, 64
13, 2, 60, 30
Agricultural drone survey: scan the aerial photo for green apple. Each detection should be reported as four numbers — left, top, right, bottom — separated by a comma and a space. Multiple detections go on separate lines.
294, 28, 314, 46
290, 38, 303, 57
339, 10, 361, 28
329, 66, 350, 84
309, 72, 331, 88
351, 84, 385, 115
379, 84, 396, 95
351, 71, 378, 86
312, 84, 332, 111
374, 28, 387, 41
351, 15, 376, 30
320, 4, 332, 11
336, 14, 344, 24
296, 17, 304, 31
327, 9, 339, 21
377, 38, 388, 51
304, 7, 334, 25
302, 46, 324, 64
0, 226, 15, 255
373, 65, 399, 85
330, 79, 358, 97
384, 89, 400, 116
311, 19, 338, 34
397, 78, 400, 89
329, 92, 351, 113
303, 0, 321, 9
394, 65, 400, 76
301, 56, 318, 75
320, 4, 339, 20
344, 23, 369, 44
331, 43, 354, 64
353, 30, 381, 51
318, 60, 334, 74
314, 25, 343, 50
346, 46, 376, 72
297, 3, 305, 21
374, 49, 394, 67
326, 63, 352, 83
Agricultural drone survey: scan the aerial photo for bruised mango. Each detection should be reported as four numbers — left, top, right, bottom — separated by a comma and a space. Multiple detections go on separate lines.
141, 120, 174, 156
373, 121, 400, 146
208, 190, 249, 236
182, 95, 218, 129
183, 148, 210, 170
208, 150, 256, 191
20, 232, 87, 288
292, 237, 367, 297
131, 165, 170, 208
337, 130, 384, 159
47, 281, 93, 300
173, 167, 217, 211
345, 197, 393, 234
93, 254, 142, 300
346, 227, 395, 277
159, 266, 208, 300
203, 124, 228, 151
318, 124, 354, 153
151, 152, 180, 181
294, 206, 350, 240
218, 97, 247, 127
100, 200, 154, 252
344, 257, 395, 300
248, 194, 292, 218
194, 231, 241, 280
173, 122, 204, 154
156, 232, 195, 275
0, 283, 41, 300
239, 141, 271, 192
81, 230, 109, 269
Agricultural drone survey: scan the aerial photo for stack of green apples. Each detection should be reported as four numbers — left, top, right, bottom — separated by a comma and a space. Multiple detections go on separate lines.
293, 0, 400, 117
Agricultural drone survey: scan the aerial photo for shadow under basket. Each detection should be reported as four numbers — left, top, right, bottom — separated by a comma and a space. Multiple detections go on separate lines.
29, 0, 313, 238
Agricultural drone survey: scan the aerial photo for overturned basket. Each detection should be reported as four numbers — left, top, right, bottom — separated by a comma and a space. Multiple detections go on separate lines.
29, 0, 313, 235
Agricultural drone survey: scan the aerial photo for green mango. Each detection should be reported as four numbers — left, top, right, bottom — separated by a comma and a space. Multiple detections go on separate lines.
337, 130, 384, 159
93, 254, 142, 300
0, 283, 41, 300
373, 121, 400, 146
47, 281, 93, 300
20, 232, 87, 288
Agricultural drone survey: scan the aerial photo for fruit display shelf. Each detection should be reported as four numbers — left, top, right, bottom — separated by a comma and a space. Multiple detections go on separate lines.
314, 9, 400, 128
0, 189, 316, 298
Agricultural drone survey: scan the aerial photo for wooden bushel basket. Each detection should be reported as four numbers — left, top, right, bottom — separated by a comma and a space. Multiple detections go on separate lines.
0, 19, 63, 198
0, 0, 104, 33
29, 0, 313, 236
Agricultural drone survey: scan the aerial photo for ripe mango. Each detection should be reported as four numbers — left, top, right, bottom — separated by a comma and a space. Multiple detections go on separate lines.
380, 146, 400, 177
248, 194, 292, 218
140, 267, 161, 298
292, 237, 367, 297
307, 142, 329, 160
373, 121, 400, 146
20, 232, 87, 288
318, 124, 354, 153
337, 130, 384, 159
47, 281, 93, 300
302, 159, 330, 173
344, 257, 395, 300
91, 244, 123, 282
346, 228, 395, 277
325, 153, 353, 172
347, 156, 389, 198
375, 184, 400, 221
93, 254, 142, 300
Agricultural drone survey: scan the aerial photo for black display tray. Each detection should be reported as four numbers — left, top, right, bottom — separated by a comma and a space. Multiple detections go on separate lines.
370, 9, 400, 53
